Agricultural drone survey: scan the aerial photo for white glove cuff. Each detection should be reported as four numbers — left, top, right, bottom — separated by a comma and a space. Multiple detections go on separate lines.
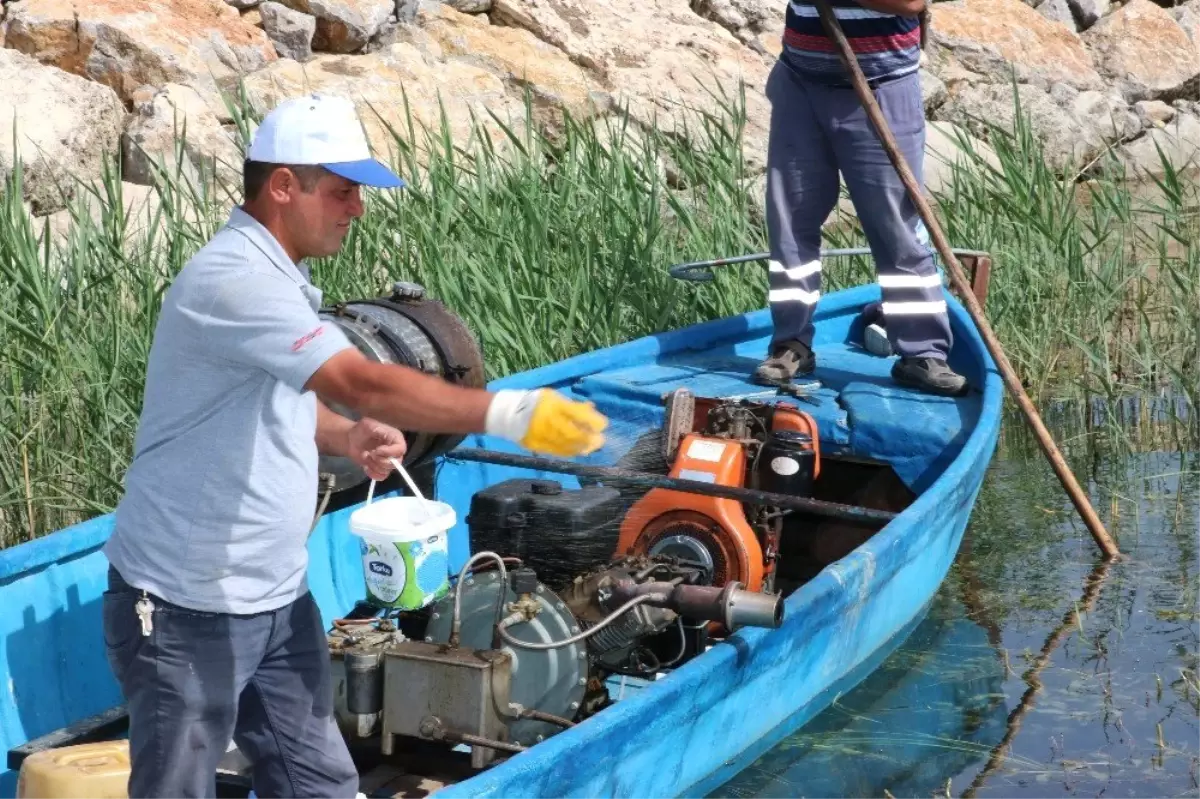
484, 389, 536, 442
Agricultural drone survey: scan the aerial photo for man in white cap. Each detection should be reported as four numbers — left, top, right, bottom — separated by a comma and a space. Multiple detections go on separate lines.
101, 94, 608, 798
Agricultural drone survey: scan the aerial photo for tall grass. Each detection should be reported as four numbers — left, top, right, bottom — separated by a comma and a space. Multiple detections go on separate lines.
0, 81, 1195, 545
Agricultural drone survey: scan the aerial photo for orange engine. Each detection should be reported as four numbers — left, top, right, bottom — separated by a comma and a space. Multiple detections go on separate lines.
614, 390, 820, 596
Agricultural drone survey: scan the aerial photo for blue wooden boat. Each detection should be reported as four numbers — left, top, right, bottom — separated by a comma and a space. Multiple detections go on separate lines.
0, 266, 1003, 798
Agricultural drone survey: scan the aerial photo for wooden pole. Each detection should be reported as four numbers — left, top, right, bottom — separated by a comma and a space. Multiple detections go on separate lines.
810, 0, 1122, 560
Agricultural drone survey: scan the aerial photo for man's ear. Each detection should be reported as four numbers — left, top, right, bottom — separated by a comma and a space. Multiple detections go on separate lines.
266, 167, 296, 204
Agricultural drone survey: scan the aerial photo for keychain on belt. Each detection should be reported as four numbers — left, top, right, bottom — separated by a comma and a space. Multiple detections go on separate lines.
135, 591, 154, 637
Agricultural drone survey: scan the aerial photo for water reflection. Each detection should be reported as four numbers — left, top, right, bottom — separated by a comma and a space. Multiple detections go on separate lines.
716, 417, 1199, 799
717, 592, 1009, 798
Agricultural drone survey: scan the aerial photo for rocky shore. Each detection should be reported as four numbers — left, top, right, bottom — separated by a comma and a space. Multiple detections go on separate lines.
1, 0, 1197, 225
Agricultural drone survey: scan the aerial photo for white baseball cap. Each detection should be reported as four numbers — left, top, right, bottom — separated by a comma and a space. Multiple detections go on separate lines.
247, 93, 405, 188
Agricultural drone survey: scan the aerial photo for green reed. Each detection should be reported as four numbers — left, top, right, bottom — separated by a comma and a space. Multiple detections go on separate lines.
0, 80, 1195, 544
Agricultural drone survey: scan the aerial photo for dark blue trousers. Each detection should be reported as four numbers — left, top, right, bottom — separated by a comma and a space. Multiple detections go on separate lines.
764, 60, 953, 360
103, 565, 358, 798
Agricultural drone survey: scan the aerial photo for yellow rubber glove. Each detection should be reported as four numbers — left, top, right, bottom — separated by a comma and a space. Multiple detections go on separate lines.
485, 389, 608, 457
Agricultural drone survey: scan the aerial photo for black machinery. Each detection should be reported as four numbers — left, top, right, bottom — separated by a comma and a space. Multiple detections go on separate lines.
316, 281, 486, 495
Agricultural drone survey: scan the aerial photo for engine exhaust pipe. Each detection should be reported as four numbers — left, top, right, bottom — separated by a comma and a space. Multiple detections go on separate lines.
607, 581, 784, 631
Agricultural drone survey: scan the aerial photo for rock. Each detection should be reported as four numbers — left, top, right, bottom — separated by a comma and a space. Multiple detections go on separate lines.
921, 70, 948, 114
1135, 99, 1177, 127
0, 50, 126, 214
1173, 1, 1200, 44
122, 83, 243, 189
34, 182, 165, 245
929, 0, 1104, 91
691, 0, 778, 42
937, 81, 1139, 171
226, 0, 259, 8
490, 0, 772, 169
415, 5, 605, 120
240, 43, 529, 165
1068, 0, 1110, 30
243, 6, 264, 25
923, 121, 1002, 199
4, 0, 277, 105
260, 1, 315, 60
444, 0, 491, 13
273, 0, 392, 52
1113, 112, 1200, 177
1037, 0, 1077, 31
1083, 0, 1200, 102
1073, 89, 1142, 150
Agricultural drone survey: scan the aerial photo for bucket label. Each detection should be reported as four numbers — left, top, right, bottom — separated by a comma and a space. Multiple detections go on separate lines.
363, 543, 407, 604
359, 535, 450, 610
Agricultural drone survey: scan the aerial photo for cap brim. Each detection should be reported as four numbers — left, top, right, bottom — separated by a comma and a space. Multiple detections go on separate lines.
323, 159, 406, 188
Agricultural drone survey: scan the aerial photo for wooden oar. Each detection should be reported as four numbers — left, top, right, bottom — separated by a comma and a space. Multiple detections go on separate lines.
810, 0, 1122, 559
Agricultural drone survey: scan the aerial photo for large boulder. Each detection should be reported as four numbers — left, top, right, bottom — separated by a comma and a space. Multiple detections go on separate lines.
240, 43, 529, 165
260, 1, 316, 61
122, 83, 243, 189
490, 0, 772, 169
0, 49, 126, 214
936, 81, 1140, 172
923, 121, 1003, 199
928, 0, 1104, 91
1082, 0, 1200, 103
415, 4, 605, 120
690, 0, 781, 46
3, 0, 277, 104
1112, 112, 1200, 178
272, 0, 392, 52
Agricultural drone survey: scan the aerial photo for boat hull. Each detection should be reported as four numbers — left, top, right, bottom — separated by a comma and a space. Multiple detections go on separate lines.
0, 285, 1002, 798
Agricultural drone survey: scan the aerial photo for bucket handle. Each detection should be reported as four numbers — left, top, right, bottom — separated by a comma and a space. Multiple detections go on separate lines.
366, 457, 440, 519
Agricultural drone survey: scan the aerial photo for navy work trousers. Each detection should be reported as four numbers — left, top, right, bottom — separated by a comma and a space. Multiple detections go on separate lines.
764, 60, 953, 360
102, 565, 359, 798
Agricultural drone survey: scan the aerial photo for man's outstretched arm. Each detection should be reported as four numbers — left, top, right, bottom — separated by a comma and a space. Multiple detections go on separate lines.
305, 348, 607, 458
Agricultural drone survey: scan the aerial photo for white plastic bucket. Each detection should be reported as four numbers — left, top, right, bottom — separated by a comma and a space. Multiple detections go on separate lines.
348, 496, 455, 610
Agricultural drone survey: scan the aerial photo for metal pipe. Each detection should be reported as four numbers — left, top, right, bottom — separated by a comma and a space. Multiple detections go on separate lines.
450, 551, 508, 648
811, 0, 1121, 560
497, 593, 668, 651
519, 709, 576, 728
446, 732, 528, 754
667, 247, 991, 282
608, 580, 784, 630
445, 448, 897, 525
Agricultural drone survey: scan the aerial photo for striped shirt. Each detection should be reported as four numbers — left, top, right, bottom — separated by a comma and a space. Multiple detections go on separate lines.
782, 1, 922, 85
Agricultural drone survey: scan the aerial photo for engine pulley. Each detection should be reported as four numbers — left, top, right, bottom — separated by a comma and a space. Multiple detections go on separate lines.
317, 282, 485, 494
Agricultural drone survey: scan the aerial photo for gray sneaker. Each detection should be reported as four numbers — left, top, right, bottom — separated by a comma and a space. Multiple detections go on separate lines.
753, 340, 815, 383
891, 357, 969, 397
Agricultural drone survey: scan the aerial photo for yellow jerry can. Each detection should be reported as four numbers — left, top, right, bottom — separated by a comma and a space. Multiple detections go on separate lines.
16, 740, 129, 799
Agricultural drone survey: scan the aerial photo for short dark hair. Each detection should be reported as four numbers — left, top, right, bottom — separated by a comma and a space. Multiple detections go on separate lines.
243, 160, 328, 202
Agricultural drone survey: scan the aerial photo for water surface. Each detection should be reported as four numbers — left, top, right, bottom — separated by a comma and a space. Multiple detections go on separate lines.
715, 415, 1199, 798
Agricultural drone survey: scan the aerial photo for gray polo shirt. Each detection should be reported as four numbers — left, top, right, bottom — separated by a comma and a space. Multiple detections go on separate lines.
105, 207, 354, 614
